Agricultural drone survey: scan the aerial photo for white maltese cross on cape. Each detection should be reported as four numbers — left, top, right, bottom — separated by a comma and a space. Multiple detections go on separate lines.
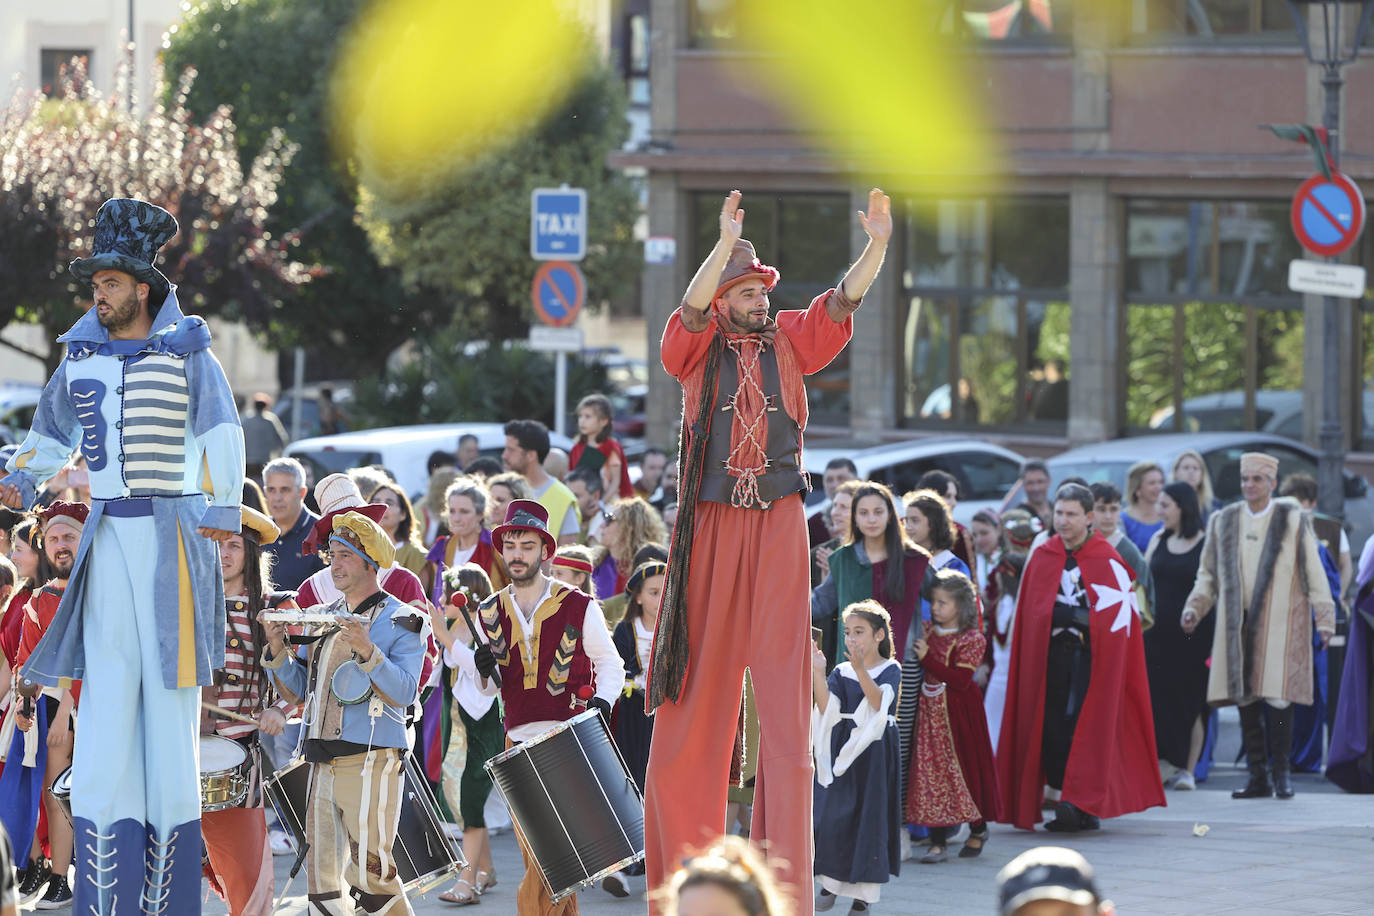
1091, 558, 1139, 635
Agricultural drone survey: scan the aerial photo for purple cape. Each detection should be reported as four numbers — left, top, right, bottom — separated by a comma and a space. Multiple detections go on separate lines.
1327, 589, 1374, 793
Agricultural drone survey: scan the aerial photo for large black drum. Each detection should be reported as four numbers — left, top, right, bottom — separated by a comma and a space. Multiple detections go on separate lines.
484, 710, 644, 902
265, 753, 462, 895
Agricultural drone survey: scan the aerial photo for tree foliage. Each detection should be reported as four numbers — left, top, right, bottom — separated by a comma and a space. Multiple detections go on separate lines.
163, 0, 433, 373
350, 327, 607, 430
0, 57, 307, 374
358, 62, 641, 341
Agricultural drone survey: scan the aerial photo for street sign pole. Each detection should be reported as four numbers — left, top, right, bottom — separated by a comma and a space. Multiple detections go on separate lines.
1318, 69, 1343, 520
555, 351, 567, 438
1286, 0, 1374, 519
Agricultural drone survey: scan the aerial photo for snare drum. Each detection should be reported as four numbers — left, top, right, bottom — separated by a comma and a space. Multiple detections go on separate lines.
484, 710, 644, 902
200, 734, 251, 811
265, 753, 462, 895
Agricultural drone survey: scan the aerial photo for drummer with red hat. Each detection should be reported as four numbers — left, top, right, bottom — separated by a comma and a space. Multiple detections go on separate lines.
458, 499, 625, 914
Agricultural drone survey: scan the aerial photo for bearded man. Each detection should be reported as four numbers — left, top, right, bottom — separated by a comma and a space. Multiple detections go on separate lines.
1, 199, 244, 915
644, 189, 891, 915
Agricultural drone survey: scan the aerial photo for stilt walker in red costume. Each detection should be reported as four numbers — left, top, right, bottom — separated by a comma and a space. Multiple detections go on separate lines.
644, 189, 892, 915
996, 483, 1165, 832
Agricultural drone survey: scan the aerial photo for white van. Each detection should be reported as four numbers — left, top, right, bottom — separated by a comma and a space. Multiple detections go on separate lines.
285, 423, 575, 498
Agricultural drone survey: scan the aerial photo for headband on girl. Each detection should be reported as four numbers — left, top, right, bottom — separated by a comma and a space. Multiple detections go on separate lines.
552, 555, 594, 575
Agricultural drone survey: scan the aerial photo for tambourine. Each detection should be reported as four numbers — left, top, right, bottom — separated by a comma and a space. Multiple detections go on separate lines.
330, 659, 373, 706
261, 611, 368, 625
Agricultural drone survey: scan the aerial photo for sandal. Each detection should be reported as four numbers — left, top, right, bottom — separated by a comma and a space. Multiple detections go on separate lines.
439, 878, 481, 906
476, 869, 497, 894
958, 828, 988, 858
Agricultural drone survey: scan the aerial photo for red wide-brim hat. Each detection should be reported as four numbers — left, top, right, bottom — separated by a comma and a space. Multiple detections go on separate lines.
712, 238, 779, 300
302, 503, 388, 557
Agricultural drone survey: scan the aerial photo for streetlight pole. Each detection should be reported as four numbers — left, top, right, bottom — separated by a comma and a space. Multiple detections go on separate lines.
127, 0, 135, 108
1288, 0, 1374, 519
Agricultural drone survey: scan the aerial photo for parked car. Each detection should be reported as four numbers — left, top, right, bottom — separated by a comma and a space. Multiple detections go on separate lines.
1047, 432, 1374, 549
0, 382, 42, 446
803, 437, 1026, 527
285, 423, 575, 498
1147, 388, 1374, 444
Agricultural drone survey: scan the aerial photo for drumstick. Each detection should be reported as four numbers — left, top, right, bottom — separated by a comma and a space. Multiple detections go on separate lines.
201, 701, 260, 728
451, 593, 502, 688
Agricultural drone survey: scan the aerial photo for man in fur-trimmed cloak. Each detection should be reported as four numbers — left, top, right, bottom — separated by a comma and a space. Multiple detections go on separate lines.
1183, 452, 1335, 800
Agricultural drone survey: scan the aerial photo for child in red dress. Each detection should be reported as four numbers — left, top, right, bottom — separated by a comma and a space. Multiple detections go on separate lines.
907, 569, 1001, 863
569, 393, 634, 499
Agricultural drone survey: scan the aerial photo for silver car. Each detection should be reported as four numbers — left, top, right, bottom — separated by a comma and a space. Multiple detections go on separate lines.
1046, 432, 1374, 550
804, 437, 1026, 527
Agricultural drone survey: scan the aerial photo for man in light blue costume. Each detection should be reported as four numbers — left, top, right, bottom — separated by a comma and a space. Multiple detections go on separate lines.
0, 198, 244, 916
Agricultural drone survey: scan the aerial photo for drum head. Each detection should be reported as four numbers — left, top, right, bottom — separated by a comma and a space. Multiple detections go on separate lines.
331, 659, 373, 705
200, 734, 248, 772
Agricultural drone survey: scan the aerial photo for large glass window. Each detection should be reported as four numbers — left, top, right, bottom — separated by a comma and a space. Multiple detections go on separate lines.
1127, 300, 1306, 436
1127, 200, 1300, 299
689, 0, 740, 47
1129, 0, 1294, 39
938, 1, 1075, 41
40, 49, 90, 96
1125, 198, 1317, 441
902, 197, 1070, 431
689, 191, 852, 424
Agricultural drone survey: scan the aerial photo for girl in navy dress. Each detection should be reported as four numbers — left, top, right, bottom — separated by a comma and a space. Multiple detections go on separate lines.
812, 600, 902, 914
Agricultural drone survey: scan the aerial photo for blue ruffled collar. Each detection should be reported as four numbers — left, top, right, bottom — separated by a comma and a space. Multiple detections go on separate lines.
59, 287, 211, 360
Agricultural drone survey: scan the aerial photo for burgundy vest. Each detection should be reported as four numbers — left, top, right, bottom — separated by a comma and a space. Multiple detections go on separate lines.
479, 582, 595, 729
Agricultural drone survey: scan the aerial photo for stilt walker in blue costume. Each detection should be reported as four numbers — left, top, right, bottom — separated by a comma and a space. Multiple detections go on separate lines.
0, 198, 244, 916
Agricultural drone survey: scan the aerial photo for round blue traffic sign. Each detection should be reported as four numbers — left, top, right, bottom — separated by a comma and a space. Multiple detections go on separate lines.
530, 260, 585, 328
1291, 172, 1366, 257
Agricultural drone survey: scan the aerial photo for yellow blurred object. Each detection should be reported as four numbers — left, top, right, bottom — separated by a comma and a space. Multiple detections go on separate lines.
1192, 823, 1210, 837
729, 0, 999, 193
332, 0, 592, 193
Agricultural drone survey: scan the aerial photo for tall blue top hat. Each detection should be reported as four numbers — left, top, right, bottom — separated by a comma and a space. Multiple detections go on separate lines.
68, 198, 178, 295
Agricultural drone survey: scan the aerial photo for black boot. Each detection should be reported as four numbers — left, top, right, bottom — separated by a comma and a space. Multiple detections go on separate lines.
1232, 703, 1272, 799
1269, 704, 1295, 799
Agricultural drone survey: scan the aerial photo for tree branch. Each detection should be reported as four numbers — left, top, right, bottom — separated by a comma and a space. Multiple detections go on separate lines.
0, 333, 51, 364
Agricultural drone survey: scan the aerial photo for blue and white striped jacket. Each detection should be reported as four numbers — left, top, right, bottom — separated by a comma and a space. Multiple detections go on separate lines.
2, 288, 244, 688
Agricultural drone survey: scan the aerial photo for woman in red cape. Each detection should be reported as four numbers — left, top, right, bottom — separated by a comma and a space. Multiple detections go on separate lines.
996, 529, 1165, 829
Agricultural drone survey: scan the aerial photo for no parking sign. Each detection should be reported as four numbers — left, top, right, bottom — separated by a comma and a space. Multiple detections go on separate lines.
1290, 171, 1366, 257
530, 260, 584, 328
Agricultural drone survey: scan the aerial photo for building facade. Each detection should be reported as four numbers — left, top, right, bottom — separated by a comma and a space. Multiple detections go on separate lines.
618, 1, 1374, 459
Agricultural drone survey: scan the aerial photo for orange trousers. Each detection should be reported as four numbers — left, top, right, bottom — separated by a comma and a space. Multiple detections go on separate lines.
202, 804, 274, 916
644, 494, 814, 916
505, 736, 580, 916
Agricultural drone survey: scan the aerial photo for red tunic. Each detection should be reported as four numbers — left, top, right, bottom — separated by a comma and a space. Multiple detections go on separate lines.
17, 585, 80, 704
570, 439, 634, 500
996, 533, 1165, 828
480, 583, 595, 731
907, 628, 1000, 825
0, 586, 31, 666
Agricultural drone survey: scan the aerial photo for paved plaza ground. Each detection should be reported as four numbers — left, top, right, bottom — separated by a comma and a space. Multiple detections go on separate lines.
38, 710, 1372, 915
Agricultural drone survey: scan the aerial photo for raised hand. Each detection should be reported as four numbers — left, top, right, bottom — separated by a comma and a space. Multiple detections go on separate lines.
720, 190, 744, 244
858, 188, 893, 244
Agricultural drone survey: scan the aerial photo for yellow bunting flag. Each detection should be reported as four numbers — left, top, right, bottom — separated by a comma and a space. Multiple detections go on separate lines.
332, 0, 593, 194
727, 0, 1000, 193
